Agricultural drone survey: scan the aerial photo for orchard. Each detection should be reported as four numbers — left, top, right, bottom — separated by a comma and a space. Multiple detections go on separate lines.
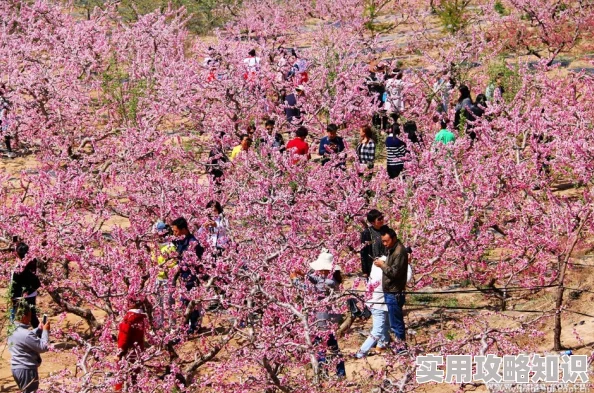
0, 0, 593, 392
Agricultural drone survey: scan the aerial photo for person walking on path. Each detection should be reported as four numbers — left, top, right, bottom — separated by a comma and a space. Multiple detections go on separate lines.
354, 262, 390, 358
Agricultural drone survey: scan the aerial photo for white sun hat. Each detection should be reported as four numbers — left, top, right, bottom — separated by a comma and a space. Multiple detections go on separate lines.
309, 249, 341, 271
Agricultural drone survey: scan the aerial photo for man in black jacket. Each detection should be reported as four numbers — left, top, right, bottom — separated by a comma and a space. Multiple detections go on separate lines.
360, 209, 386, 277
11, 243, 41, 329
284, 86, 304, 124
374, 226, 408, 350
171, 217, 205, 334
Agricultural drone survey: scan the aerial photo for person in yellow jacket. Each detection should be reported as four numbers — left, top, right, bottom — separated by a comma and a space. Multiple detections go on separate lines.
230, 134, 252, 160
153, 221, 177, 329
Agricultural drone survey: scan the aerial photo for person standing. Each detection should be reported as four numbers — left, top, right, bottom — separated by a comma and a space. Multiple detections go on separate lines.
374, 226, 408, 352
152, 221, 176, 329
454, 84, 476, 134
230, 134, 253, 161
356, 125, 376, 169
432, 71, 453, 114
434, 120, 456, 145
171, 217, 204, 334
385, 124, 407, 179
0, 85, 14, 158
207, 133, 229, 184
384, 69, 405, 122
10, 243, 41, 329
354, 262, 390, 358
284, 85, 305, 124
243, 49, 261, 81
115, 296, 148, 391
8, 301, 50, 393
201, 201, 229, 254
473, 94, 487, 118
366, 63, 386, 129
286, 126, 310, 160
466, 93, 488, 141
290, 250, 346, 377
287, 49, 308, 85
360, 209, 386, 277
403, 120, 423, 147
485, 73, 504, 102
318, 123, 345, 166
265, 119, 285, 150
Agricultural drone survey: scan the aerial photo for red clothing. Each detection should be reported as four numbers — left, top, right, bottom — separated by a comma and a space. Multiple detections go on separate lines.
117, 310, 147, 356
115, 309, 147, 391
294, 71, 308, 85
286, 138, 310, 159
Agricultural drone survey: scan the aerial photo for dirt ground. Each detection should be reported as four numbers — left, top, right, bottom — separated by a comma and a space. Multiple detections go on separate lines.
1, 101, 594, 393
1, 254, 593, 392
2, 6, 594, 392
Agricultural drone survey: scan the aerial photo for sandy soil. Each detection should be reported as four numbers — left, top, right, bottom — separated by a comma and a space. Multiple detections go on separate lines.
1, 254, 593, 392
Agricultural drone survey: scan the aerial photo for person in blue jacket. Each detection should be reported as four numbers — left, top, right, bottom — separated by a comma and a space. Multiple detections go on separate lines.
318, 123, 345, 166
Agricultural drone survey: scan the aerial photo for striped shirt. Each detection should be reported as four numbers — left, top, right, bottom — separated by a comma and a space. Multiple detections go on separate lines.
385, 135, 406, 166
356, 140, 376, 164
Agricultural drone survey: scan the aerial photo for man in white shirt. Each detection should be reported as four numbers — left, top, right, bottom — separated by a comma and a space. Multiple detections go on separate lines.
354, 262, 391, 358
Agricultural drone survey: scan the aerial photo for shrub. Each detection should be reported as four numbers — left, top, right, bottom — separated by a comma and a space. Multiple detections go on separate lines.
434, 0, 471, 34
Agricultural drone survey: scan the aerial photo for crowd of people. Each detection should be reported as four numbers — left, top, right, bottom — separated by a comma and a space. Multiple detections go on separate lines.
3, 47, 508, 391
5, 203, 414, 389
202, 48, 506, 186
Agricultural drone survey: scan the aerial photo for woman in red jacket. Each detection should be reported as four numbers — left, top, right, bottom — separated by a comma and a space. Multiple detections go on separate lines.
115, 296, 148, 391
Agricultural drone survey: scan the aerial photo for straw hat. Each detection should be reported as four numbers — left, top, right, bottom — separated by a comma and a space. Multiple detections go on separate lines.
309, 249, 341, 271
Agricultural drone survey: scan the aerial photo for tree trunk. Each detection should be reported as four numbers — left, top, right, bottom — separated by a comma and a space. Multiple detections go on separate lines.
553, 211, 590, 350
553, 278, 565, 351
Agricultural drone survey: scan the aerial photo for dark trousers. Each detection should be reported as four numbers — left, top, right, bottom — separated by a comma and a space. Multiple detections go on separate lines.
12, 368, 39, 393
5, 135, 12, 152
181, 296, 200, 334
387, 164, 404, 179
372, 113, 383, 129
315, 334, 346, 377
385, 293, 406, 341
179, 271, 200, 329
361, 258, 373, 277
